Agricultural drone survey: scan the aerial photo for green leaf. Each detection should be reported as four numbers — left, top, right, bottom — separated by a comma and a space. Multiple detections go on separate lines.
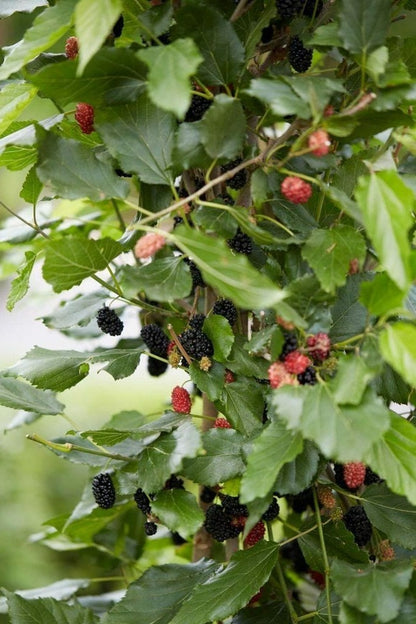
10, 347, 89, 391
367, 413, 416, 505
182, 428, 246, 486
272, 385, 390, 462
245, 78, 310, 119
103, 560, 220, 624
0, 1, 48, 17
169, 542, 279, 624
80, 429, 131, 447
43, 291, 107, 330
274, 441, 320, 495
31, 48, 148, 106
339, 603, 375, 624
138, 39, 203, 119
355, 171, 414, 290
120, 257, 192, 302
302, 225, 366, 294
173, 120, 212, 170
6, 251, 37, 311
5, 591, 98, 624
36, 133, 129, 201
136, 421, 201, 492
390, 573, 416, 624
95, 95, 177, 185
362, 483, 416, 549
75, 0, 122, 74
203, 314, 235, 362
331, 558, 413, 623
42, 236, 123, 293
330, 356, 375, 406
379, 322, 416, 388
330, 275, 369, 343
151, 490, 204, 538
299, 521, 368, 574
200, 95, 246, 159
360, 273, 407, 316
338, 0, 392, 55
0, 82, 38, 135
173, 228, 287, 311
0, 377, 64, 415
219, 379, 263, 436
91, 345, 143, 381
0, 579, 89, 614
173, 2, 244, 86
240, 420, 303, 503
0, 0, 76, 80
189, 361, 225, 402
20, 165, 42, 204
226, 336, 270, 379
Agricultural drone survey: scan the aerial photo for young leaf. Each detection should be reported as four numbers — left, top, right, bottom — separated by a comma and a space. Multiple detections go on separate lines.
362, 483, 416, 549
379, 322, 416, 388
240, 420, 303, 503
0, 0, 76, 80
42, 236, 123, 293
203, 314, 235, 362
138, 39, 203, 119
200, 95, 246, 159
218, 379, 263, 436
173, 228, 287, 311
302, 225, 366, 294
36, 133, 129, 201
20, 165, 42, 204
331, 559, 413, 623
6, 251, 37, 312
181, 428, 246, 486
151, 490, 204, 538
169, 542, 279, 624
0, 377, 64, 415
95, 95, 177, 185
355, 171, 414, 290
136, 421, 201, 492
0, 82, 38, 136
75, 0, 123, 74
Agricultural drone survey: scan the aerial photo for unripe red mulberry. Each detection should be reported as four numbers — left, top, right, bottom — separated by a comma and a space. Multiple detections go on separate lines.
134, 232, 166, 260
308, 129, 331, 156
284, 350, 311, 375
281, 176, 312, 203
268, 361, 298, 389
214, 417, 231, 429
75, 103, 94, 134
306, 332, 331, 361
65, 36, 78, 59
244, 521, 265, 547
343, 462, 366, 490
171, 386, 192, 414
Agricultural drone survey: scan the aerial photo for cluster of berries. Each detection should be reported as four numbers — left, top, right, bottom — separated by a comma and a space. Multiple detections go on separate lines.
268, 332, 331, 388
276, 0, 323, 20
205, 495, 279, 544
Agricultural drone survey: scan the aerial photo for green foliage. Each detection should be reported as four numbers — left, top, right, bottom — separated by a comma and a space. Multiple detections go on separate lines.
1, 0, 416, 622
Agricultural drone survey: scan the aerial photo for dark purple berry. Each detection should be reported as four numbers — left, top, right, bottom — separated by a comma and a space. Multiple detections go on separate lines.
220, 158, 248, 190
185, 94, 212, 122
145, 521, 158, 536
343, 506, 372, 547
212, 299, 237, 326
134, 487, 152, 515
92, 473, 116, 509
227, 229, 253, 255
262, 497, 280, 521
96, 306, 124, 336
288, 36, 313, 73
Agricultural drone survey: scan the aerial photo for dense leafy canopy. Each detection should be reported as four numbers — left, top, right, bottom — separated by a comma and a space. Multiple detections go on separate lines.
1, 1, 416, 623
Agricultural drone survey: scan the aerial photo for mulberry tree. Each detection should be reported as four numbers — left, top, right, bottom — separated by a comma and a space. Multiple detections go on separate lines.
1, 0, 416, 622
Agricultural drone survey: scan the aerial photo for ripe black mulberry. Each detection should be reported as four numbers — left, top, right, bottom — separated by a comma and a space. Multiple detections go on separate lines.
92, 473, 116, 509
96, 306, 124, 336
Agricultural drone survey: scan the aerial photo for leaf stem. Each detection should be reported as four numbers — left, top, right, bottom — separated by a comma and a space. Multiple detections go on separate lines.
26, 433, 132, 462
111, 198, 125, 231
313, 487, 333, 624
